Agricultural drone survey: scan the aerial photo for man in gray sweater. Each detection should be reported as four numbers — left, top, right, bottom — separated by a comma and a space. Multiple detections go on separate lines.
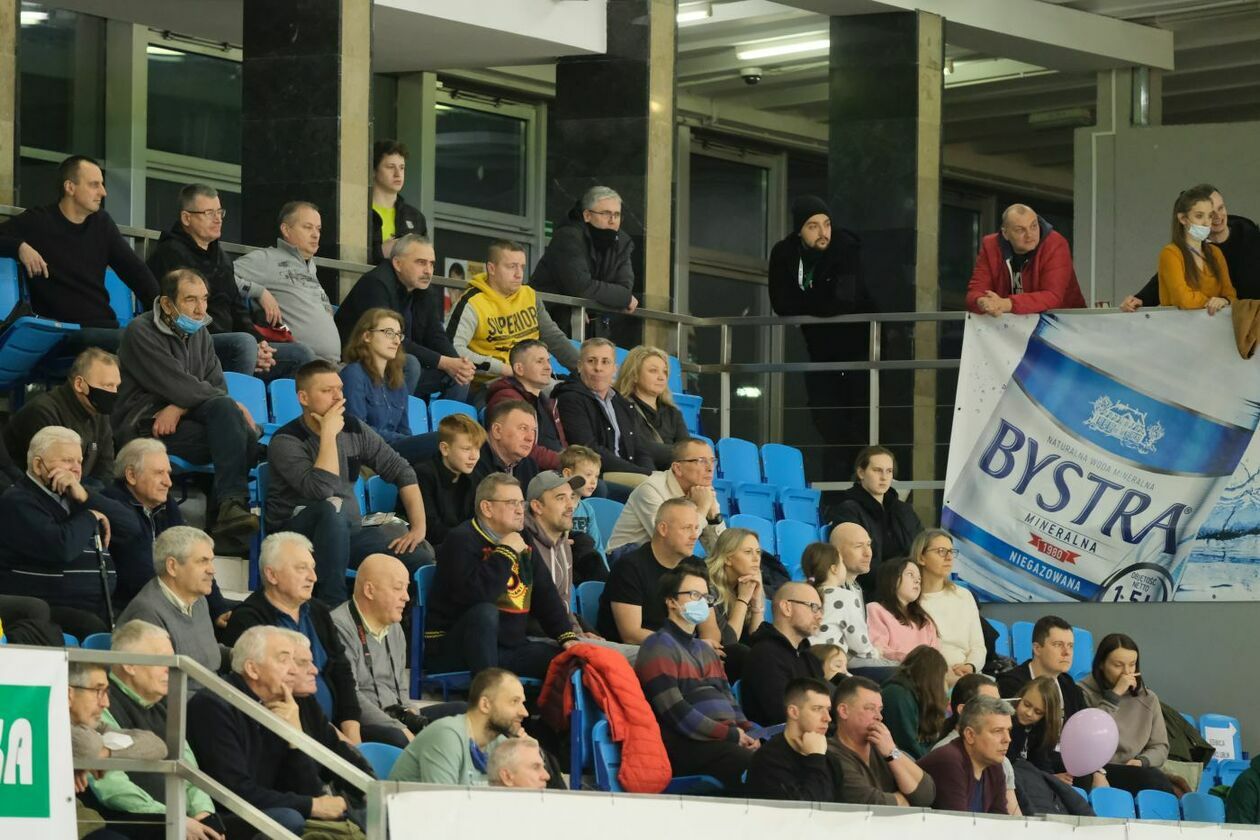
113, 268, 260, 553
268, 359, 433, 604
231, 201, 343, 362
117, 525, 224, 682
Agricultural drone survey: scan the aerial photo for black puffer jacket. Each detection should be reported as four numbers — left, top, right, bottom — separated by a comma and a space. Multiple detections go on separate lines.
531, 200, 635, 331
147, 222, 254, 336
826, 483, 922, 598
553, 379, 653, 475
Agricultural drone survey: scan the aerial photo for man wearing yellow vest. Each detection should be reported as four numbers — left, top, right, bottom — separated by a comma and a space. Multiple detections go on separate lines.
447, 240, 581, 384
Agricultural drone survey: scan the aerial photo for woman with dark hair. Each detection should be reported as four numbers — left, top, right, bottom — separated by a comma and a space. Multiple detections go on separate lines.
878, 645, 947, 758
825, 445, 923, 598
866, 557, 938, 662
1080, 633, 1175, 794
1007, 676, 1063, 773
1159, 185, 1236, 313
341, 307, 439, 465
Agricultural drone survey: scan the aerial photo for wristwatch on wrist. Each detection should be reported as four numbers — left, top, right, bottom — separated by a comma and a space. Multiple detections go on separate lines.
885, 749, 903, 763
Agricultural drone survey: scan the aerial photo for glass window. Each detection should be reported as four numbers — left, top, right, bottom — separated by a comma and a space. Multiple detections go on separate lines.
18, 5, 105, 155
688, 272, 768, 442
787, 152, 827, 205
17, 157, 61, 208
434, 104, 526, 216
372, 75, 398, 145
689, 154, 768, 259
145, 178, 242, 244
146, 47, 242, 164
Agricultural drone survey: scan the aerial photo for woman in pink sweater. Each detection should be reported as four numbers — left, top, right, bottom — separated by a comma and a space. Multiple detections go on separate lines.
866, 557, 939, 662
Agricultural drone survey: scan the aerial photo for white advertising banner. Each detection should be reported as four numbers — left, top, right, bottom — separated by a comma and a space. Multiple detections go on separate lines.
944, 309, 1260, 602
0, 646, 75, 836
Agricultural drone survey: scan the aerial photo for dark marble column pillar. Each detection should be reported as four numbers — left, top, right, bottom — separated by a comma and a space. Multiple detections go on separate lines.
547, 0, 675, 344
241, 0, 371, 295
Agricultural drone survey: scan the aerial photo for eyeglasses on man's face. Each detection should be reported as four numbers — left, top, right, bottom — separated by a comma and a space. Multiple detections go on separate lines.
186, 208, 227, 220
786, 599, 823, 615
487, 498, 526, 509
676, 457, 715, 468
588, 209, 622, 222
70, 684, 110, 700
675, 590, 716, 605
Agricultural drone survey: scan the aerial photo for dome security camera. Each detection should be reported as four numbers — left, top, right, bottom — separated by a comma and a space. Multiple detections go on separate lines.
740, 67, 764, 85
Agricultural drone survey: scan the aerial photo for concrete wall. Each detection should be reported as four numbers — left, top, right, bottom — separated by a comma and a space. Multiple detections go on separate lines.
982, 601, 1260, 757
1074, 69, 1260, 306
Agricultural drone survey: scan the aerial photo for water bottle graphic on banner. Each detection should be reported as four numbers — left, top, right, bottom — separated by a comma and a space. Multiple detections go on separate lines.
943, 313, 1260, 602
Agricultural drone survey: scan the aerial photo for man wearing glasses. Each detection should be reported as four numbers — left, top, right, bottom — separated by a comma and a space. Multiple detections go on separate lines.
148, 183, 316, 380
966, 203, 1084, 316
740, 582, 828, 726
607, 437, 725, 556
636, 562, 758, 789
426, 472, 578, 679
531, 185, 638, 338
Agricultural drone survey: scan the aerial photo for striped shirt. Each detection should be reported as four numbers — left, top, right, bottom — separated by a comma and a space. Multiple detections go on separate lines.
636, 619, 751, 743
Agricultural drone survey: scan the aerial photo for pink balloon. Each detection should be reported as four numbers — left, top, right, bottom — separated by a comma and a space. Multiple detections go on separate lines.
1059, 708, 1119, 777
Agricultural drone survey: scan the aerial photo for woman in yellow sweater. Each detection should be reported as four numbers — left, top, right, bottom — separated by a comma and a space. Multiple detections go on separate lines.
1159, 185, 1236, 313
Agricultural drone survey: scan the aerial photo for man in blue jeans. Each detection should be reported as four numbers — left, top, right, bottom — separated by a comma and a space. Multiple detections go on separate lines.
267, 359, 433, 604
425, 472, 578, 678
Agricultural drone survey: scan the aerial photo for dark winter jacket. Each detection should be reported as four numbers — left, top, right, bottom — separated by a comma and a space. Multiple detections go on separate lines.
468, 441, 540, 497
554, 380, 654, 476
626, 393, 687, 470
425, 517, 578, 648
530, 200, 635, 330
767, 227, 865, 318
966, 217, 1085, 314
369, 193, 427, 265
826, 483, 923, 599
740, 622, 826, 726
147, 222, 254, 335
223, 590, 363, 727
334, 259, 456, 370
746, 732, 845, 802
1011, 758, 1095, 817
484, 376, 566, 469
1226, 755, 1260, 824
1135, 214, 1260, 306
412, 455, 475, 547
5, 382, 115, 487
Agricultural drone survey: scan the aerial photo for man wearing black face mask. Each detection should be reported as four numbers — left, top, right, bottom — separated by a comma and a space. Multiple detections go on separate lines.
530, 185, 637, 337
5, 347, 121, 491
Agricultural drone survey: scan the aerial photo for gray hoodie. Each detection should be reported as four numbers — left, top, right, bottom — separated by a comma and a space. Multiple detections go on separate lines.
232, 238, 342, 362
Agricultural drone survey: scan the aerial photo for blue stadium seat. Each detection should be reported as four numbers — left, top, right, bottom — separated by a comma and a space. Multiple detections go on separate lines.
774, 519, 816, 581
674, 393, 702, 435
1135, 789, 1180, 821
1011, 620, 1034, 662
358, 742, 403, 779
781, 493, 821, 526
717, 437, 761, 485
733, 484, 778, 520
584, 498, 624, 554
1200, 713, 1244, 761
410, 564, 471, 700
224, 371, 271, 443
1181, 712, 1197, 728
407, 395, 429, 434
1181, 792, 1225, 823
104, 268, 138, 326
575, 581, 604, 629
1070, 626, 1093, 681
569, 668, 601, 788
760, 444, 823, 520
667, 354, 683, 394
731, 680, 743, 705
729, 513, 776, 555
82, 633, 112, 651
1218, 758, 1250, 787
712, 480, 733, 518
268, 377, 302, 428
591, 719, 723, 795
1090, 787, 1135, 819
63, 633, 80, 647
429, 398, 476, 426
0, 257, 79, 393
1070, 785, 1088, 803
0, 636, 6, 644
354, 477, 367, 514
365, 476, 399, 515
985, 618, 1012, 659
251, 463, 270, 590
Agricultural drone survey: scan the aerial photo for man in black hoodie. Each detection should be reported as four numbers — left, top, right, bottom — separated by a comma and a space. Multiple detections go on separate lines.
746, 677, 844, 802
146, 183, 316, 379
742, 582, 826, 725
530, 186, 637, 337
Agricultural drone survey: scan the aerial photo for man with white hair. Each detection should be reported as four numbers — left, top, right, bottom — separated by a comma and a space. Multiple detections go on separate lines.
116, 526, 223, 678
0, 424, 135, 637
105, 437, 234, 621
187, 626, 347, 834
92, 620, 225, 840
225, 532, 365, 744
966, 203, 1085, 316
487, 736, 551, 789
531, 185, 637, 336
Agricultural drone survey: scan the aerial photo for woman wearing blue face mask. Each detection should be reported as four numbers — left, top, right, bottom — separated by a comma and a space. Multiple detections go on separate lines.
1158, 185, 1236, 314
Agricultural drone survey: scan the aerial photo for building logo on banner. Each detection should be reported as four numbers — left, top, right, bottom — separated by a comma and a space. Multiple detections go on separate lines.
0, 684, 50, 817
944, 311, 1260, 603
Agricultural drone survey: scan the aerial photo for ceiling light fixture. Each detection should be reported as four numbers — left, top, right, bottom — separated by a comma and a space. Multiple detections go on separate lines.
20, 10, 48, 25
736, 37, 830, 61
677, 2, 712, 24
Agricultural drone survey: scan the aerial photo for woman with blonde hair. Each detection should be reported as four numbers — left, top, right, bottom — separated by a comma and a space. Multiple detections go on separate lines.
341, 307, 439, 464
702, 527, 765, 646
911, 529, 985, 682
615, 345, 687, 468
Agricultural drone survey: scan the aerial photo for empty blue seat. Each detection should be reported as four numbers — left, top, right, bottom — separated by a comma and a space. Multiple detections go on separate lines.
1135, 789, 1180, 820
268, 378, 301, 427
569, 668, 602, 788
365, 476, 399, 515
591, 719, 722, 795
1090, 787, 1135, 819
985, 618, 1012, 659
407, 395, 429, 434
1181, 792, 1225, 823
0, 257, 79, 392
410, 564, 471, 700
583, 498, 624, 554
729, 513, 776, 556
429, 398, 476, 426
1200, 713, 1243, 761
774, 519, 816, 581
358, 742, 404, 779
82, 633, 112, 651
224, 371, 271, 442
1218, 758, 1250, 787
574, 580, 604, 629
712, 480, 733, 518
733, 483, 778, 520
105, 268, 138, 326
674, 392, 702, 435
716, 437, 761, 485
667, 354, 683, 394
63, 633, 80, 648
1011, 620, 1034, 662
1070, 626, 1093, 681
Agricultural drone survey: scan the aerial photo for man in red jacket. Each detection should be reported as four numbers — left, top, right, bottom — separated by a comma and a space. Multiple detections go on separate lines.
966, 204, 1085, 316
